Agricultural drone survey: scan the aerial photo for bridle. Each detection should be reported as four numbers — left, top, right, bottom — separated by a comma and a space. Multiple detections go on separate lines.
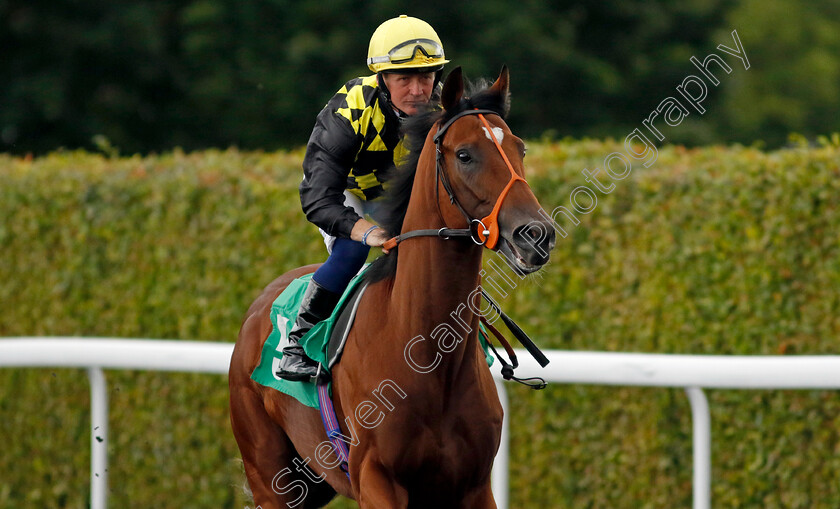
381, 107, 552, 388
383, 109, 529, 251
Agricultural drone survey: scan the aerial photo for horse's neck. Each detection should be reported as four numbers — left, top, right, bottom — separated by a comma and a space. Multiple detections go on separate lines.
385, 153, 486, 373
387, 236, 484, 375
393, 235, 484, 327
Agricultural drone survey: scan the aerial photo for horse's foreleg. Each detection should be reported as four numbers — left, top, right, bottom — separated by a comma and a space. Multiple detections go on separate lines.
354, 460, 409, 509
230, 386, 335, 509
230, 386, 295, 508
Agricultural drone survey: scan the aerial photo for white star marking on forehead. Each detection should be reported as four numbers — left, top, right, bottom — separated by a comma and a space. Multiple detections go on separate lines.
482, 126, 504, 144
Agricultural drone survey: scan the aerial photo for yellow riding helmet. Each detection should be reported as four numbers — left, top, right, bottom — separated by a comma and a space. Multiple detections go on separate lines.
367, 15, 449, 73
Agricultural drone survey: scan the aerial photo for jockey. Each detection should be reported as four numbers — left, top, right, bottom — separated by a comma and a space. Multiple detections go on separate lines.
276, 15, 449, 381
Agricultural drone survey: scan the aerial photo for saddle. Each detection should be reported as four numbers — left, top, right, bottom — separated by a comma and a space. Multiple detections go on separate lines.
249, 271, 370, 408
324, 279, 369, 370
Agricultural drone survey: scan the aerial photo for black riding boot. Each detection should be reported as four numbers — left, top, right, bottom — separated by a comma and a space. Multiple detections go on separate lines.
275, 278, 341, 381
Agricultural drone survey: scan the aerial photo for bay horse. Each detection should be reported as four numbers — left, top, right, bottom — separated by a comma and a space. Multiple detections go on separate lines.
229, 66, 555, 508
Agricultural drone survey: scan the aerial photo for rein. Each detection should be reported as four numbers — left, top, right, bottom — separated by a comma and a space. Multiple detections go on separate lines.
382, 108, 529, 251
480, 315, 546, 390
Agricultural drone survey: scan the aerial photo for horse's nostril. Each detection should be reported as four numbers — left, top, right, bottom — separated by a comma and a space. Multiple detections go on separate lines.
512, 221, 554, 260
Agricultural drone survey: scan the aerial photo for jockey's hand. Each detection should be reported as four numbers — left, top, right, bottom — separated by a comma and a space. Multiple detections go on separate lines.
351, 219, 392, 254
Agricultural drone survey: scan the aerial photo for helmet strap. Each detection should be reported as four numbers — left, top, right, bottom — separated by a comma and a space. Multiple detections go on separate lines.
376, 73, 399, 114
432, 69, 444, 101
376, 73, 391, 101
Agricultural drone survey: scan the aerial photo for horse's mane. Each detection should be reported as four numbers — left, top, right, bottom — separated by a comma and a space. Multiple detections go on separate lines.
363, 77, 510, 284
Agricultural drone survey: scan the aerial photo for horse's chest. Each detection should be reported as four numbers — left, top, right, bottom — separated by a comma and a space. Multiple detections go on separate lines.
386, 397, 503, 484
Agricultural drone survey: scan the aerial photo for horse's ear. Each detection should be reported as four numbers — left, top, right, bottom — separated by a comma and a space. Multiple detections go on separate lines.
490, 65, 511, 116
441, 66, 464, 111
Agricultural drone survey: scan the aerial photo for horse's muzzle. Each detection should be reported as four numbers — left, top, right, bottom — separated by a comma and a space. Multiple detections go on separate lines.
499, 220, 556, 274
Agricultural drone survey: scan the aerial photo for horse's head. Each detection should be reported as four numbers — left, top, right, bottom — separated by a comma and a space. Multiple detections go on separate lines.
431, 66, 556, 274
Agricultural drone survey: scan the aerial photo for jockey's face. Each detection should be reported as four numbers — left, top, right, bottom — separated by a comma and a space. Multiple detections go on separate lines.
383, 71, 436, 116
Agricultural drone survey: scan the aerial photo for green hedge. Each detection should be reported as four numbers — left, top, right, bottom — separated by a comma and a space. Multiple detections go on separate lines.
1, 139, 839, 508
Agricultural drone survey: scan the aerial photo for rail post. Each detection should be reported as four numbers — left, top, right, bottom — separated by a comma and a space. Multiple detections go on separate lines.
87, 367, 108, 509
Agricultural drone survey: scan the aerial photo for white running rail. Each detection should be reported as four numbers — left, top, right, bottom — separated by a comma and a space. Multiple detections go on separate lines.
3, 337, 840, 509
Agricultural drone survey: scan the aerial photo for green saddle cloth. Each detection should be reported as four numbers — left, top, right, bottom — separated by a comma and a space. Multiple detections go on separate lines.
250, 270, 495, 409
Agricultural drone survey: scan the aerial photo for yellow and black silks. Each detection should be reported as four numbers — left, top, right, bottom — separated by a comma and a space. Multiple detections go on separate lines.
300, 75, 409, 238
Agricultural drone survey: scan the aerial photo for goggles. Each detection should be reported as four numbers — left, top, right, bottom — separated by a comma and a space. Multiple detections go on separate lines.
367, 38, 445, 66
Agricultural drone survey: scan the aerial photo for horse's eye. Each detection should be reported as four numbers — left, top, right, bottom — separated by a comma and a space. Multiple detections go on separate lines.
456, 150, 472, 164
